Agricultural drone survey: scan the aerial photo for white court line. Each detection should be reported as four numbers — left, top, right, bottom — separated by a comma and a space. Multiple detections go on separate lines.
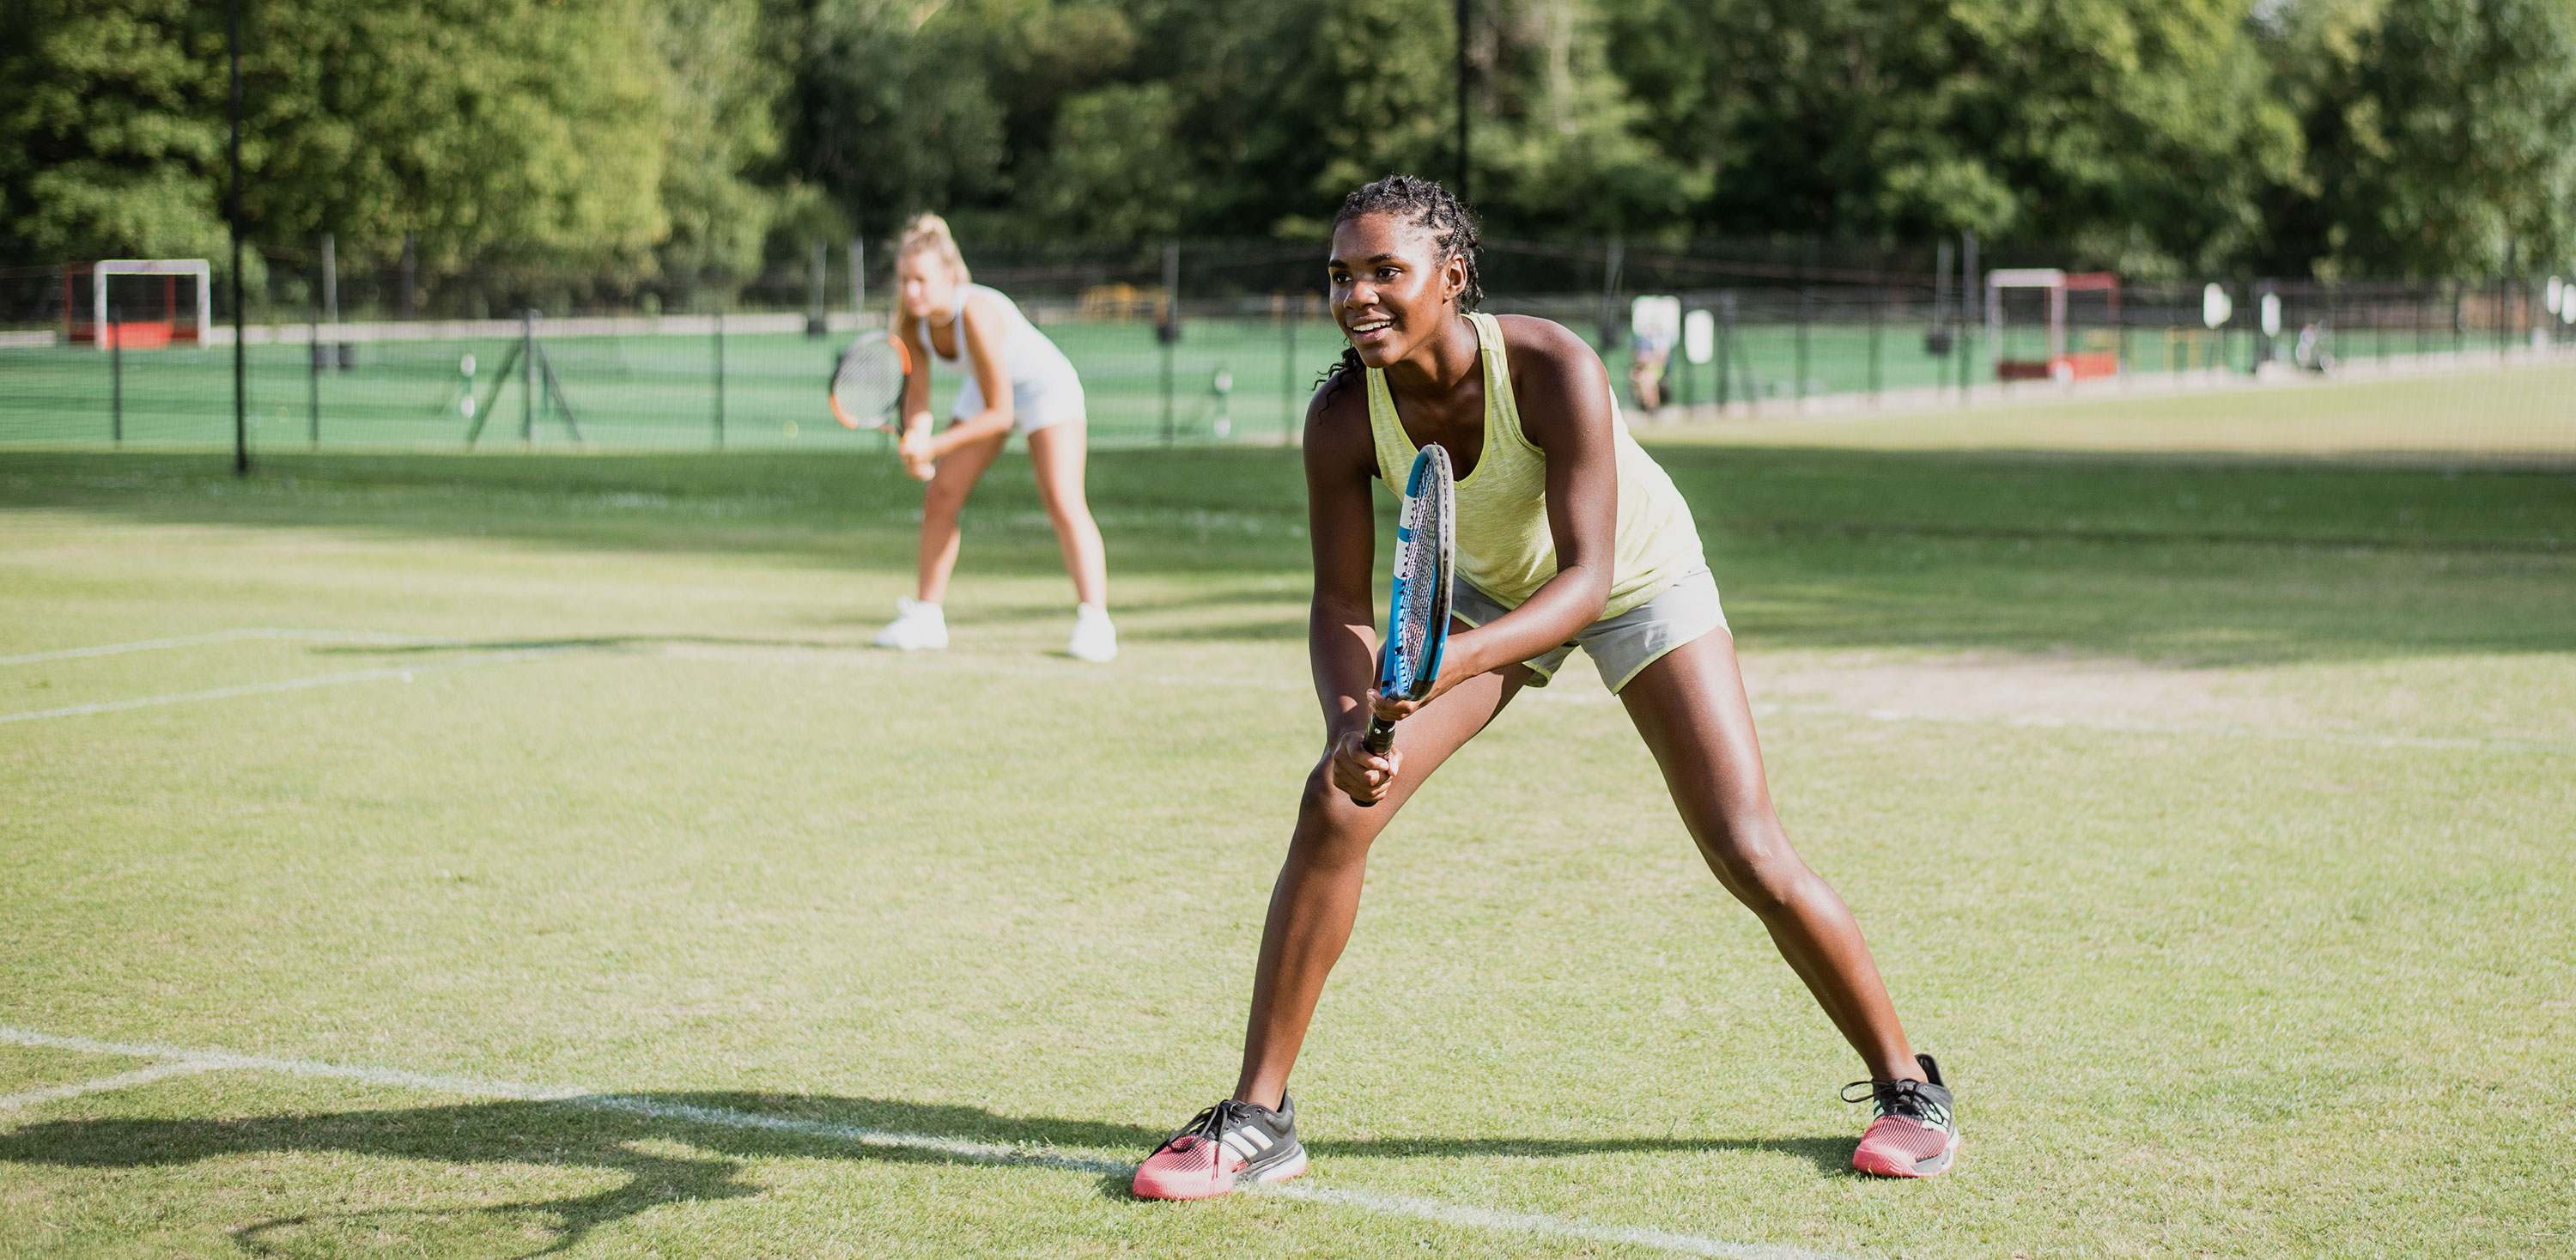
0, 1061, 220, 1111
1270, 1184, 1844, 1260
0, 1026, 1845, 1260
1814, 703, 2576, 754
660, 640, 2576, 756
0, 628, 428, 667
15, 628, 2552, 757
0, 649, 569, 724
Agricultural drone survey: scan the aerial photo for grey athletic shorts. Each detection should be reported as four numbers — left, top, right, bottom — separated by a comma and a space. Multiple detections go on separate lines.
1449, 565, 1728, 694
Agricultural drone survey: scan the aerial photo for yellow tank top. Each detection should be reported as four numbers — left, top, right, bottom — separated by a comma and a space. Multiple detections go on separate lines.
1367, 312, 1704, 619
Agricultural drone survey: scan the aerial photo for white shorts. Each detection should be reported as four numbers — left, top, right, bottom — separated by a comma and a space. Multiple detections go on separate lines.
952, 371, 1086, 436
1450, 566, 1728, 693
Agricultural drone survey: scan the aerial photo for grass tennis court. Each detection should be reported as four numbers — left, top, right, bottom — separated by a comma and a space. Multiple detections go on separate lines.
3, 399, 2572, 1255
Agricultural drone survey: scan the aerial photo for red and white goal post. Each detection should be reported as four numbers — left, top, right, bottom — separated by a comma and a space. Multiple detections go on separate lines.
63, 259, 213, 350
1984, 268, 2122, 382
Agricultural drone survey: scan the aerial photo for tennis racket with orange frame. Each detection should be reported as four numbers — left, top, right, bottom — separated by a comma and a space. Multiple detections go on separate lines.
829, 332, 914, 434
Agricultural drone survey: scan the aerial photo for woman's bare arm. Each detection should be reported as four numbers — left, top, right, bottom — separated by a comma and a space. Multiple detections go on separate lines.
1305, 378, 1381, 739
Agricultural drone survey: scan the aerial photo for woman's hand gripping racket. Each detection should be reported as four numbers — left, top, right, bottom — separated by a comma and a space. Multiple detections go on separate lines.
1352, 444, 1456, 807
829, 333, 914, 435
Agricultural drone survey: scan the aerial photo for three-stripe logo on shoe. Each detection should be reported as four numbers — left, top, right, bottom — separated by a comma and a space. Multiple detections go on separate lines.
1218, 1124, 1273, 1161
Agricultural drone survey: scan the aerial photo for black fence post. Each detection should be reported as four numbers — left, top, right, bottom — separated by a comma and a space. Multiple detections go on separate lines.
308, 297, 321, 448
1716, 291, 1737, 412
712, 311, 725, 450
521, 310, 538, 446
1868, 289, 1882, 405
109, 305, 124, 447
1959, 230, 1978, 405
806, 242, 828, 338
1281, 297, 1298, 445
1160, 240, 1180, 445
1795, 286, 1810, 407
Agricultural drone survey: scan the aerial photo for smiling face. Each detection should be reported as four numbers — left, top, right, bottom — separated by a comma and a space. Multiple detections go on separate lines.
896, 249, 960, 320
1327, 211, 1468, 369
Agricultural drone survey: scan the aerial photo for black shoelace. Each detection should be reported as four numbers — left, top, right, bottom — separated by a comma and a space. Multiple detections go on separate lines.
1157, 1099, 1266, 1158
1841, 1076, 1951, 1128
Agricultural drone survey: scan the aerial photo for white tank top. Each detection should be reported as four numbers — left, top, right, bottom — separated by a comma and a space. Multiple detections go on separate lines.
927, 283, 1078, 393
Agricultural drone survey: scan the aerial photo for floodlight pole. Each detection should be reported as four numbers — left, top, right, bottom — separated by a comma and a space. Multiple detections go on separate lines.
228, 0, 246, 475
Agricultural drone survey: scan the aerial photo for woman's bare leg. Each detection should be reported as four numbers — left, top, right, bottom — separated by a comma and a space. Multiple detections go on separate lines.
1025, 422, 1107, 607
1619, 630, 1923, 1083
1233, 658, 1533, 1111
914, 428, 1008, 604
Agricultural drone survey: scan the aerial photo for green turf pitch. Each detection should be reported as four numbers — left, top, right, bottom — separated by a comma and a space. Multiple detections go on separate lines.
2, 444, 2571, 1257
0, 319, 1361, 452
1, 313, 2154, 452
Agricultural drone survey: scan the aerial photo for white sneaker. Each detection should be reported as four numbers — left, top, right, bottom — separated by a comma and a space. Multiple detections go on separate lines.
1066, 603, 1117, 663
872, 598, 948, 651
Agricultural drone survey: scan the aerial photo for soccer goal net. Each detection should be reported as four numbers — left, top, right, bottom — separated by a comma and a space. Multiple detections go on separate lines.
1986, 268, 2121, 382
64, 259, 212, 350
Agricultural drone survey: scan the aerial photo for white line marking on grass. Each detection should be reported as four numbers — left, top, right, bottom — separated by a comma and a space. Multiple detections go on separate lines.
0, 1028, 591, 1101
0, 649, 568, 724
1808, 703, 2576, 755
0, 1026, 1847, 1259
665, 642, 2573, 756
0, 1061, 221, 1111
0, 628, 428, 666
1268, 1184, 1844, 1260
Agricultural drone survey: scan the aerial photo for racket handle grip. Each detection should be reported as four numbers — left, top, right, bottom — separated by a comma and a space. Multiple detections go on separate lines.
1349, 717, 1397, 807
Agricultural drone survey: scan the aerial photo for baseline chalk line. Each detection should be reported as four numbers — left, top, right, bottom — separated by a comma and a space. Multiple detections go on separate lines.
0, 649, 574, 725
0, 628, 429, 667
664, 641, 2572, 756
21, 625, 2530, 758
0, 1026, 1846, 1260
0, 1062, 220, 1111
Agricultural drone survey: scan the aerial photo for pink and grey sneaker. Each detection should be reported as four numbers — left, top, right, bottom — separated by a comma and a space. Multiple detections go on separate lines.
1131, 1095, 1306, 1200
1845, 1053, 1959, 1178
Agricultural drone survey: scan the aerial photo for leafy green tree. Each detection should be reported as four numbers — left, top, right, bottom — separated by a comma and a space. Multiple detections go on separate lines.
0, 0, 231, 263
1607, 0, 2304, 273
653, 0, 800, 281
0, 0, 788, 278
2272, 0, 2576, 275
1026, 82, 1200, 238
246, 0, 670, 271
791, 0, 1008, 238
1470, 0, 1708, 234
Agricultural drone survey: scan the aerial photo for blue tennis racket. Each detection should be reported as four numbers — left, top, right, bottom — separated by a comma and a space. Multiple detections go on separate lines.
1353, 444, 1456, 804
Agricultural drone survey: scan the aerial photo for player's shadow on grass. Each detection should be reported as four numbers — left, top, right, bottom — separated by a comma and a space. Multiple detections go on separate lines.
0, 1092, 1854, 1253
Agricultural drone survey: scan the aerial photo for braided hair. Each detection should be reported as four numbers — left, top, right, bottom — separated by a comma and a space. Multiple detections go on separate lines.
1319, 174, 1482, 398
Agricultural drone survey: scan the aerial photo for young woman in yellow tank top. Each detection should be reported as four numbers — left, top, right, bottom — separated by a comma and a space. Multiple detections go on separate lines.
1132, 177, 1959, 1201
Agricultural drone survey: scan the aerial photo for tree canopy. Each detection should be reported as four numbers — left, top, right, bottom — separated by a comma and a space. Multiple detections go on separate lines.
4, 0, 2571, 277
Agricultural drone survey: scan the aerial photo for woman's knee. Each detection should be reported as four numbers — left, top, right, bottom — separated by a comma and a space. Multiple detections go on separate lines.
1695, 815, 1808, 911
1291, 765, 1379, 862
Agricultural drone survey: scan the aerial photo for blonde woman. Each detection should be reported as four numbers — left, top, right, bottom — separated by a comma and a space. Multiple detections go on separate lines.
873, 214, 1115, 662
